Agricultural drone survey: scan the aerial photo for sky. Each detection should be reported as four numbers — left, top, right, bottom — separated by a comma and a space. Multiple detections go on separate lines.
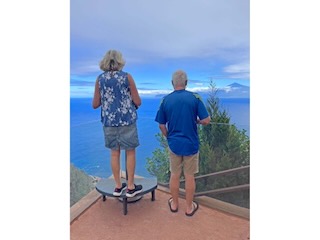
70, 0, 250, 98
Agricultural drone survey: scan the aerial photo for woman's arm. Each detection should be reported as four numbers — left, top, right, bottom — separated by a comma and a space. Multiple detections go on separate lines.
92, 77, 101, 109
128, 73, 141, 108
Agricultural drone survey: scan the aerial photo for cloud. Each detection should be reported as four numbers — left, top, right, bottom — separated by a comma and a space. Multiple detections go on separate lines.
224, 62, 249, 74
138, 89, 171, 96
138, 86, 211, 97
70, 75, 96, 86
70, 0, 249, 97
71, 0, 249, 69
223, 62, 250, 79
71, 63, 100, 75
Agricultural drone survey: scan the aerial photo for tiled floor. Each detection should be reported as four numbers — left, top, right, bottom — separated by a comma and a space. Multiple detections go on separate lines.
70, 189, 249, 240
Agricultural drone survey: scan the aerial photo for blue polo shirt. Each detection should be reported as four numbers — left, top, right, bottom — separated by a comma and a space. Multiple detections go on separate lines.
155, 90, 209, 156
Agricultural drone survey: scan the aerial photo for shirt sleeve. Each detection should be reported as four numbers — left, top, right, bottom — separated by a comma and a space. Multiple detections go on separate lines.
155, 98, 167, 124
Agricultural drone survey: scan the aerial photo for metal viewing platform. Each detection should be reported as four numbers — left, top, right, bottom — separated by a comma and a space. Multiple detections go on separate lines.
95, 177, 158, 215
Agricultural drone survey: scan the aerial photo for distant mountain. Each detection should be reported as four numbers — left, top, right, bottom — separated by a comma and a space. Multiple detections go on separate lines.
214, 82, 250, 98
227, 82, 247, 88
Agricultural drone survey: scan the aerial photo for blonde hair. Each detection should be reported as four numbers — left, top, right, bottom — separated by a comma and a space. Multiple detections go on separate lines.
172, 70, 188, 87
99, 50, 126, 71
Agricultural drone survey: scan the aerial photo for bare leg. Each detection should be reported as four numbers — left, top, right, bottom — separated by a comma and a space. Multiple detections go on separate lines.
184, 173, 196, 214
169, 172, 180, 210
111, 149, 121, 188
126, 149, 136, 190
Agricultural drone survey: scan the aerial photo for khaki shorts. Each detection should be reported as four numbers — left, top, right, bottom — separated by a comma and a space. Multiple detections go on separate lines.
169, 148, 199, 175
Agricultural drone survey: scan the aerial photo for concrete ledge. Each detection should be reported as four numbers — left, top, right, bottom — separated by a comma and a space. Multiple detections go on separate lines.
70, 189, 101, 224
196, 196, 249, 220
157, 185, 249, 220
70, 173, 144, 223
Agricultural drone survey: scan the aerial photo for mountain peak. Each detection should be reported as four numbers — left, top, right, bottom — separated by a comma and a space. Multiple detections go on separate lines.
227, 82, 247, 88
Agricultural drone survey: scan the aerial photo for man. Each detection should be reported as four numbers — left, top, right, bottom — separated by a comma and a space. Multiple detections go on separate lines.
155, 70, 211, 216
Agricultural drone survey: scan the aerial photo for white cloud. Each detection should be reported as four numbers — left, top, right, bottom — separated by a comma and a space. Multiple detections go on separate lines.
70, 0, 250, 90
224, 62, 249, 73
71, 64, 100, 75
71, 0, 249, 62
138, 89, 171, 96
223, 62, 250, 79
138, 86, 211, 96
187, 86, 210, 92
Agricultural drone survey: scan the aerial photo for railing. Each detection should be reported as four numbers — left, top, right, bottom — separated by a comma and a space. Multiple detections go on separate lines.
158, 165, 250, 208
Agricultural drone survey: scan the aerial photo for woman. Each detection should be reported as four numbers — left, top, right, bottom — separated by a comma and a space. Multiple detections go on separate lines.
92, 49, 142, 197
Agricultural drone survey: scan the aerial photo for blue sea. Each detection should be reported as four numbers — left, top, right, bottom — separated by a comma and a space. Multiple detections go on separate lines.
70, 97, 250, 178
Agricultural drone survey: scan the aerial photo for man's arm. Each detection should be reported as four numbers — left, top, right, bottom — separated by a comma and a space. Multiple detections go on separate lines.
159, 124, 168, 137
197, 116, 211, 125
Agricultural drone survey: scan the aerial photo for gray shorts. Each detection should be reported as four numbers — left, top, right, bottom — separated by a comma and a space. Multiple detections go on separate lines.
103, 122, 139, 150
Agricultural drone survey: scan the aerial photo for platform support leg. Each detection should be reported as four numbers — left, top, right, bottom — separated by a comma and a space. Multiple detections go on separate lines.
151, 190, 155, 201
123, 198, 128, 215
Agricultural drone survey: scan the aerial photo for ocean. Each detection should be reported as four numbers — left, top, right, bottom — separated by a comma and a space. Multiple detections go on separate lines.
70, 97, 250, 178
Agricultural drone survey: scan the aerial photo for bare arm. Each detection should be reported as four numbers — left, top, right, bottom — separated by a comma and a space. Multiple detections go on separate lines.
92, 77, 101, 109
197, 116, 211, 125
128, 73, 141, 108
159, 124, 168, 138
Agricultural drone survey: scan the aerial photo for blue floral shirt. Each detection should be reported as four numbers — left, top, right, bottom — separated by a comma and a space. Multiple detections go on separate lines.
98, 70, 137, 127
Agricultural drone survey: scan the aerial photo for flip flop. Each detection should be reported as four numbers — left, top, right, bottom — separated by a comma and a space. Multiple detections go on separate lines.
185, 201, 199, 217
168, 197, 178, 213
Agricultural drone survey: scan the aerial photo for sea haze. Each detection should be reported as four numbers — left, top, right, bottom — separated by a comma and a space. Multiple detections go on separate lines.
70, 96, 249, 178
